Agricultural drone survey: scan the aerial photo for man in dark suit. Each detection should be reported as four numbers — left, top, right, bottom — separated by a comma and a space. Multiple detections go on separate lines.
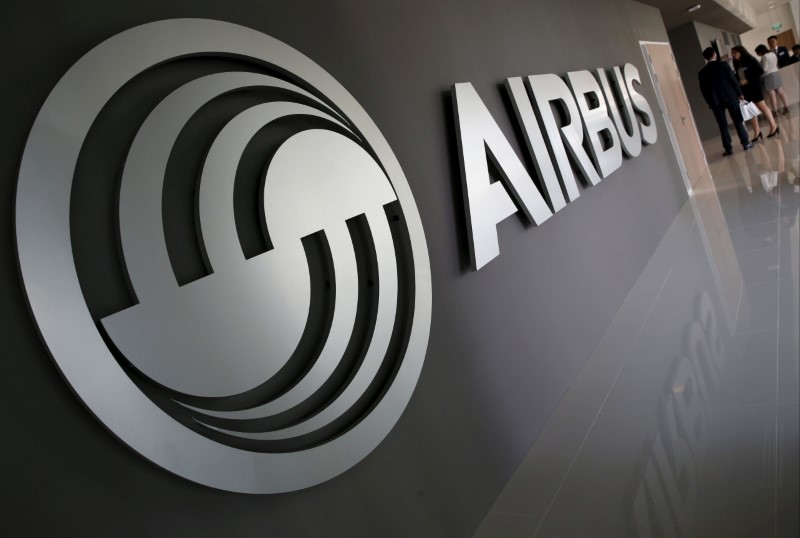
788, 45, 800, 65
698, 47, 752, 156
768, 35, 790, 68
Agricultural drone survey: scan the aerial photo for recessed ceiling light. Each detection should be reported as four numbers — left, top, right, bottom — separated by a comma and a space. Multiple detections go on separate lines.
687, 4, 702, 13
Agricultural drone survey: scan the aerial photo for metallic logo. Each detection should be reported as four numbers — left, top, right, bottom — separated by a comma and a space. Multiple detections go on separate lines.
452, 65, 657, 270
16, 19, 431, 493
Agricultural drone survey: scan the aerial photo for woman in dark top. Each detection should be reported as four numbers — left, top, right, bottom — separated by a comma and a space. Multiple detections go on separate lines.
732, 45, 777, 140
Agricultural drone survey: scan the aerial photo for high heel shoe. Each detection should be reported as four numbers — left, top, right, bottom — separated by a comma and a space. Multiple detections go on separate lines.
753, 132, 763, 142
767, 127, 780, 138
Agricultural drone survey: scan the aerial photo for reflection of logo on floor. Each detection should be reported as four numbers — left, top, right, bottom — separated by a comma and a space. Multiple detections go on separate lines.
632, 292, 725, 535
16, 19, 431, 493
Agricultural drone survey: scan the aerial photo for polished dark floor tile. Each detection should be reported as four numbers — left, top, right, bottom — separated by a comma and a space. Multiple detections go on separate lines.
735, 279, 781, 333
778, 277, 799, 329
714, 200, 780, 232
777, 403, 799, 536
778, 329, 799, 405
474, 511, 542, 538
477, 107, 800, 537
729, 221, 781, 254
689, 405, 779, 537
734, 244, 781, 284
712, 328, 778, 408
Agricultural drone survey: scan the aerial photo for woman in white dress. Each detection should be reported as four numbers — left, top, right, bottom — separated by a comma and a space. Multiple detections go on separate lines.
755, 44, 790, 119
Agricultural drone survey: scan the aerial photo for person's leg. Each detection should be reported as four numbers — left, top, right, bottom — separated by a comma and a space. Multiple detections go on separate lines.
765, 92, 783, 137
726, 101, 750, 148
756, 100, 777, 132
776, 87, 790, 111
713, 106, 733, 153
766, 89, 778, 115
749, 116, 760, 139
775, 136, 785, 173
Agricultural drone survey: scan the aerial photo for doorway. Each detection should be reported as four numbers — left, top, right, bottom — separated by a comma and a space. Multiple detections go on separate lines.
640, 41, 709, 193
776, 28, 796, 50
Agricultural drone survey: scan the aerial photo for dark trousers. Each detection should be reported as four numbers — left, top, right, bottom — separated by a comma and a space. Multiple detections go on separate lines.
712, 101, 749, 151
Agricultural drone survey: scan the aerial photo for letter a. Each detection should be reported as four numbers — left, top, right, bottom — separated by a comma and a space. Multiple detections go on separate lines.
452, 83, 552, 270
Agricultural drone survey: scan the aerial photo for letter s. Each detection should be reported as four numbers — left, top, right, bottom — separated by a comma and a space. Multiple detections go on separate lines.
624, 63, 657, 145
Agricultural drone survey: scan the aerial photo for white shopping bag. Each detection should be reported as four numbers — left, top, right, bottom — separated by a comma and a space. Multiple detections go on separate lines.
740, 100, 761, 121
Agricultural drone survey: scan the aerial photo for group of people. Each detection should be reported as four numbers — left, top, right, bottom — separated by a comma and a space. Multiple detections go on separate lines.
698, 35, 796, 156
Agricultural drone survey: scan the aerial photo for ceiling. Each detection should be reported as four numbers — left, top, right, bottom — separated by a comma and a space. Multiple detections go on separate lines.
637, 0, 781, 32
747, 0, 792, 16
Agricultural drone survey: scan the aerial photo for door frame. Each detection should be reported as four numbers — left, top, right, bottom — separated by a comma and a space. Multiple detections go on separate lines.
639, 40, 707, 194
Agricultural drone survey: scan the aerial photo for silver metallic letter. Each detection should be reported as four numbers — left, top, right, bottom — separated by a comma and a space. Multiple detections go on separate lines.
505, 77, 566, 213
624, 63, 658, 145
597, 66, 642, 158
566, 70, 622, 179
452, 82, 552, 270
528, 73, 603, 195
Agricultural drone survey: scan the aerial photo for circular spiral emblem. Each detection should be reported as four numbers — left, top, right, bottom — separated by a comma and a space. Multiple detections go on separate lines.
16, 19, 431, 493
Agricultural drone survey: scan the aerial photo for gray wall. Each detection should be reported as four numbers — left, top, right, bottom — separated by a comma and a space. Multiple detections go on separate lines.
0, 1, 685, 535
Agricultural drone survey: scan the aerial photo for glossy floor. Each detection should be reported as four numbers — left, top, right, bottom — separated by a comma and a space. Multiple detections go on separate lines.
476, 107, 800, 537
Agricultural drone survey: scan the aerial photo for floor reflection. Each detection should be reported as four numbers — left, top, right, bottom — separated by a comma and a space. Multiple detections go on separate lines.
632, 292, 725, 538
476, 107, 799, 537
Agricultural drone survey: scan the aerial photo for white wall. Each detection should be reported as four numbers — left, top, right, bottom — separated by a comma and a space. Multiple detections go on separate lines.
694, 20, 738, 58
741, 3, 798, 53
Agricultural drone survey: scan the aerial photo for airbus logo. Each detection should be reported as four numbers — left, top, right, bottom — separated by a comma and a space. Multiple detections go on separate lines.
453, 64, 658, 270
16, 19, 431, 493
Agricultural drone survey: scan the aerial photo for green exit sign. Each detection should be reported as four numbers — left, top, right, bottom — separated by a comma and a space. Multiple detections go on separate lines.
772, 22, 782, 30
